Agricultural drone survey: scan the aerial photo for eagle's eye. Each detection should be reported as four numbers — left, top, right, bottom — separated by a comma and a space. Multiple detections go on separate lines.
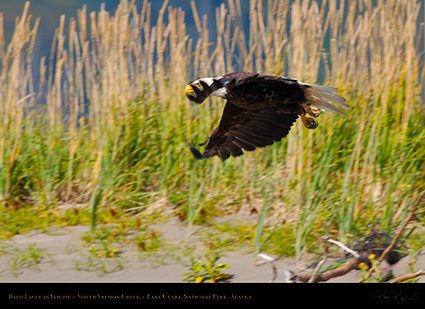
192, 81, 203, 91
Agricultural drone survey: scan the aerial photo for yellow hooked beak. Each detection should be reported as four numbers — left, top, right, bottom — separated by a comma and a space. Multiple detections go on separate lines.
185, 84, 195, 97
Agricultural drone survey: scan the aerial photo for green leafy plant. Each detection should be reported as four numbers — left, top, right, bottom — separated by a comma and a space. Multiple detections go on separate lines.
182, 238, 231, 283
182, 252, 231, 283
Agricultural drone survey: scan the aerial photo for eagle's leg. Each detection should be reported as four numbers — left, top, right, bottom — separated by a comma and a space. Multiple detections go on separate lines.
302, 103, 323, 118
300, 111, 318, 129
309, 105, 324, 118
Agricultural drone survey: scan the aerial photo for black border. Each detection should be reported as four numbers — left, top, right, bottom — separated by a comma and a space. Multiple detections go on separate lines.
2, 283, 425, 307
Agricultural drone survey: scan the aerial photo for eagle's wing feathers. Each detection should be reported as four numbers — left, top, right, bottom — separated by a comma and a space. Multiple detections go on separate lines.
221, 72, 298, 87
199, 101, 298, 161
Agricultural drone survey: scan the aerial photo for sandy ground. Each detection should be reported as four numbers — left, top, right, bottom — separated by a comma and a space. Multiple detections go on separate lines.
0, 218, 423, 283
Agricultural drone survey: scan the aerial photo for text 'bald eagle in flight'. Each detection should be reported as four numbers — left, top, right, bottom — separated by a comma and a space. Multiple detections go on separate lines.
185, 72, 349, 161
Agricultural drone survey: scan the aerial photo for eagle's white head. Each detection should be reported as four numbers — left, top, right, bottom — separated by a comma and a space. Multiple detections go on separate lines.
185, 76, 226, 104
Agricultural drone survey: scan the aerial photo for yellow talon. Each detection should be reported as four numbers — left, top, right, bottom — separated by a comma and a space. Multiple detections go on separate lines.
300, 112, 318, 129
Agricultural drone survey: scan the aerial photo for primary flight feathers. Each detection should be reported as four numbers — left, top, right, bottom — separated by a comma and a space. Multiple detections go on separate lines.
185, 72, 348, 161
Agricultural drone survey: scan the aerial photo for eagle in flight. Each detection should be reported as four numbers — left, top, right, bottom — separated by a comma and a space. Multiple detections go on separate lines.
185, 72, 348, 161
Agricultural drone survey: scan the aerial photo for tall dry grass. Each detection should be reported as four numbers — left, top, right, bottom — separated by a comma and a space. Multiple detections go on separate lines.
1, 0, 424, 258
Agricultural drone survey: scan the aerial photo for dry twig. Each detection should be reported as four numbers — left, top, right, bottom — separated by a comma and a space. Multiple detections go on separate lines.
308, 236, 330, 282
257, 253, 277, 283
327, 238, 360, 258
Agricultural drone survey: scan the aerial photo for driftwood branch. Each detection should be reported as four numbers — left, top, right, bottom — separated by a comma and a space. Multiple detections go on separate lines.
390, 270, 425, 283
296, 257, 359, 283
287, 237, 362, 283
378, 190, 425, 264
283, 190, 425, 283
359, 189, 425, 283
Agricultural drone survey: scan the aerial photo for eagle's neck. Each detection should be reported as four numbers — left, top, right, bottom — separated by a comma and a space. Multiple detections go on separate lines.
198, 76, 227, 98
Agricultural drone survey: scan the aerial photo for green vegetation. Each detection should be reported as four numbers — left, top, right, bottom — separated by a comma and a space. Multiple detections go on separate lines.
182, 237, 231, 283
9, 243, 50, 276
0, 0, 424, 278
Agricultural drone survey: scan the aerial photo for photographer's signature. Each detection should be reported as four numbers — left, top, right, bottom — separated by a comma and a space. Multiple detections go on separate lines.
370, 289, 420, 305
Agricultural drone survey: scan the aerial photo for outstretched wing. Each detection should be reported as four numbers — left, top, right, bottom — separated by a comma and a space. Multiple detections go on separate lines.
218, 72, 299, 86
190, 101, 299, 161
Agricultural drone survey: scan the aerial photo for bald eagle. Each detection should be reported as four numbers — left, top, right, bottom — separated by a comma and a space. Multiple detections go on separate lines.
185, 72, 348, 161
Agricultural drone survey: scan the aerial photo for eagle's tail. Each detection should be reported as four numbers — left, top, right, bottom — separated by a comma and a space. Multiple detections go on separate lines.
302, 84, 349, 116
